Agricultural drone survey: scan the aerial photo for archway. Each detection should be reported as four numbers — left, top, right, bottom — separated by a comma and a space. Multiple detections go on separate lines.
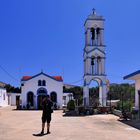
37, 88, 47, 109
50, 92, 57, 109
89, 80, 99, 107
27, 91, 34, 106
83, 77, 105, 107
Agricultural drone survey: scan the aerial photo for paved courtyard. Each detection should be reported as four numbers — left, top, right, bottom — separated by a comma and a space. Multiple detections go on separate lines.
0, 106, 140, 140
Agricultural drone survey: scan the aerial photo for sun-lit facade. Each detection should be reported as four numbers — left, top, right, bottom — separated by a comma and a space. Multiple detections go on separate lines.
21, 72, 63, 109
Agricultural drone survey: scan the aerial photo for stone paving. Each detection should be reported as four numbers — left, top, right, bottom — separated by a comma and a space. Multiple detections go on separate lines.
0, 106, 140, 140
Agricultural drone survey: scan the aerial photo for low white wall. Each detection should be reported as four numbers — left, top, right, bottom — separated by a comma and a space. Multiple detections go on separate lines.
63, 93, 74, 107
10, 93, 21, 106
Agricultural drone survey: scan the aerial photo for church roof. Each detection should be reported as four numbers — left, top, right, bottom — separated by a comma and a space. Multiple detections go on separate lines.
86, 9, 104, 21
84, 9, 105, 26
52, 76, 63, 81
21, 76, 32, 81
124, 70, 140, 80
21, 72, 63, 82
87, 13, 104, 21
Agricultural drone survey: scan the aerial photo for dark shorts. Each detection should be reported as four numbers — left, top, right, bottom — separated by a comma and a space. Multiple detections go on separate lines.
42, 114, 51, 123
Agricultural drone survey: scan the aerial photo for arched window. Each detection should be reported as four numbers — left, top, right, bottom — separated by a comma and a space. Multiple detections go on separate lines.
91, 28, 97, 45
42, 80, 46, 86
91, 28, 95, 40
37, 88, 47, 95
96, 28, 100, 34
50, 92, 57, 103
38, 80, 41, 86
97, 56, 101, 74
38, 89, 46, 94
97, 56, 101, 62
27, 92, 34, 106
96, 28, 100, 45
91, 56, 95, 65
91, 56, 95, 74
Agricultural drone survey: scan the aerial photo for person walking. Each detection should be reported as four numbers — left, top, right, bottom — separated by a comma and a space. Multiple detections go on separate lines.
41, 95, 53, 135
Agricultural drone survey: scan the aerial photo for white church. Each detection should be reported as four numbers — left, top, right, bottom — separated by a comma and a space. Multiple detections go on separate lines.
21, 72, 63, 109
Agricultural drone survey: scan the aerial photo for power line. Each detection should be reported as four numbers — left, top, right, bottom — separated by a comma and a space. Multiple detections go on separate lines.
66, 74, 125, 85
0, 65, 19, 82
0, 63, 125, 84
66, 78, 83, 85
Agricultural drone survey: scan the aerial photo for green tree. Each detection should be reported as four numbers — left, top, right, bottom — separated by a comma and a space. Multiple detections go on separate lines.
5, 84, 21, 93
63, 86, 83, 106
67, 100, 75, 110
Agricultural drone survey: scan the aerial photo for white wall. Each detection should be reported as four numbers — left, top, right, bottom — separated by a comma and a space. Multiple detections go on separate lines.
0, 88, 8, 107
63, 93, 74, 107
135, 79, 140, 109
21, 74, 63, 109
9, 93, 21, 106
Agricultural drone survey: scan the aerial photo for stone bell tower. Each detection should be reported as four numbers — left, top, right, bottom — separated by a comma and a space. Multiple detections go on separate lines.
83, 9, 107, 107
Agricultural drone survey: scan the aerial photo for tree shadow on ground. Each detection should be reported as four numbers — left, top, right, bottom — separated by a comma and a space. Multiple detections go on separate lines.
119, 120, 140, 130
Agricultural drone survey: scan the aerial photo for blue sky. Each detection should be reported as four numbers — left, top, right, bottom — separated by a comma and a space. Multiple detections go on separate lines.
0, 0, 140, 86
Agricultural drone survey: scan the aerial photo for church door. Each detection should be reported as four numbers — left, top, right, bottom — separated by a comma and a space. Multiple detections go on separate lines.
37, 88, 48, 109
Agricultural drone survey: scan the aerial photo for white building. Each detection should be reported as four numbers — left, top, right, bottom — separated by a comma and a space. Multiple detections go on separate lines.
63, 92, 74, 107
9, 93, 21, 106
124, 70, 140, 112
21, 72, 63, 109
0, 87, 8, 107
83, 9, 107, 106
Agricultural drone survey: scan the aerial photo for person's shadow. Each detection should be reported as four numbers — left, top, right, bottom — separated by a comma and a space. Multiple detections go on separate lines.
32, 133, 48, 137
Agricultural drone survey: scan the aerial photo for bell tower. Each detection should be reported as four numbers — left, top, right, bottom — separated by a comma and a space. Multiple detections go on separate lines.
83, 9, 107, 106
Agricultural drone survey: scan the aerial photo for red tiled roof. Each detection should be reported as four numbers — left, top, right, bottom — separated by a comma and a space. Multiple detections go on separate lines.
21, 76, 32, 81
21, 75, 63, 81
52, 76, 63, 81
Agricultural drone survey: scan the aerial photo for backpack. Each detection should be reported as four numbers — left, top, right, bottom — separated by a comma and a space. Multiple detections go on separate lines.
50, 106, 53, 113
46, 101, 53, 113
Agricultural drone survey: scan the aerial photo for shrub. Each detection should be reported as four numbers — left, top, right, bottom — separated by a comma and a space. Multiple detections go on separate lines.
78, 106, 86, 114
67, 100, 75, 110
117, 101, 133, 112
